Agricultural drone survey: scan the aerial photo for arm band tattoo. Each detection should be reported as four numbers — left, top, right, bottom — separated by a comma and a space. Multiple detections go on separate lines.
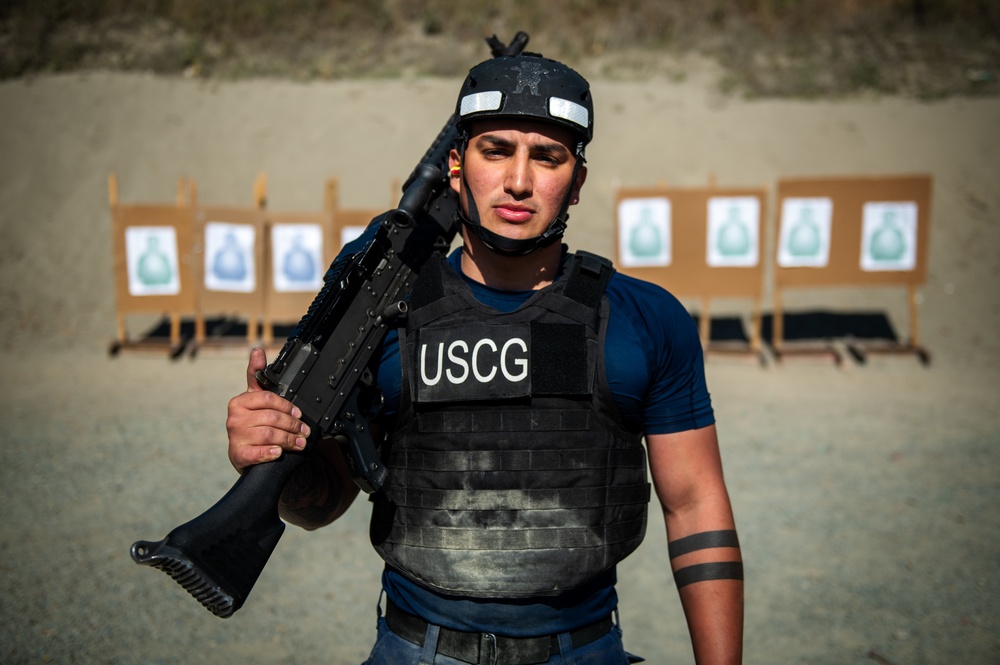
668, 529, 740, 560
673, 562, 744, 589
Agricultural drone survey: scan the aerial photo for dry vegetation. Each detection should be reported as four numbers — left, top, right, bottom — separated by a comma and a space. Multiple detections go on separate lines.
1, 0, 998, 98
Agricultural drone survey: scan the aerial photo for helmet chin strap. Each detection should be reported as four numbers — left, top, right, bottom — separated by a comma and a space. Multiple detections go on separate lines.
457, 207, 567, 256
457, 137, 584, 257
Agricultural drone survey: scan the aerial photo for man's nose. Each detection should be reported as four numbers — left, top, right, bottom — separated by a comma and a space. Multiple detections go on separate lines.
504, 152, 532, 197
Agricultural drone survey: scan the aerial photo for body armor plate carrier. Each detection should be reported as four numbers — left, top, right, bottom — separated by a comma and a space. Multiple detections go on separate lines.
370, 251, 650, 597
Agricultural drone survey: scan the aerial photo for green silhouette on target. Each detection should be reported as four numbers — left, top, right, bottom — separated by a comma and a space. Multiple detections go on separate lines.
869, 210, 906, 261
629, 206, 662, 257
787, 207, 822, 258
137, 235, 173, 286
716, 206, 750, 257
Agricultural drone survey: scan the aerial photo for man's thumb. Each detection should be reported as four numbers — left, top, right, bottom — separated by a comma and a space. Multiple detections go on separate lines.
246, 347, 268, 392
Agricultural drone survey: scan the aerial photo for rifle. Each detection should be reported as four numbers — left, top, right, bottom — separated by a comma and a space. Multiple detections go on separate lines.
131, 32, 530, 618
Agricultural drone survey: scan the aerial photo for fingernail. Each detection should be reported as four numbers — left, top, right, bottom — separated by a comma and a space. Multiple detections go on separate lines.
291, 407, 302, 418
269, 446, 281, 458
300, 423, 311, 437
294, 437, 307, 450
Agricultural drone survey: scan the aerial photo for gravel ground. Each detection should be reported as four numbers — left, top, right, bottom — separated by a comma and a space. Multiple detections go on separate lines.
3, 351, 996, 664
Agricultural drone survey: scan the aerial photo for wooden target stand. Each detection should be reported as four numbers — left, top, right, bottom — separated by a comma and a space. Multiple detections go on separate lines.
771, 175, 932, 366
109, 174, 398, 358
108, 173, 197, 358
615, 179, 768, 365
258, 176, 336, 349
186, 173, 268, 357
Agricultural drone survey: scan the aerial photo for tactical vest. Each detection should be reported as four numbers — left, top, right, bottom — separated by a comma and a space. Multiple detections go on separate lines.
370, 251, 650, 598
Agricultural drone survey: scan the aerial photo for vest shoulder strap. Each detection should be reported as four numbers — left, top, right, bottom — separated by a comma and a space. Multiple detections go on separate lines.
560, 250, 615, 310
408, 251, 448, 310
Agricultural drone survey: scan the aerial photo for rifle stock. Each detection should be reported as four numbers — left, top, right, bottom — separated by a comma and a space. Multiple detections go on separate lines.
131, 32, 529, 618
130, 452, 302, 617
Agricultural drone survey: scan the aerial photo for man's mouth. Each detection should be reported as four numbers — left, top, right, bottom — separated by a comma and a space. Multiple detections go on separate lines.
494, 205, 535, 223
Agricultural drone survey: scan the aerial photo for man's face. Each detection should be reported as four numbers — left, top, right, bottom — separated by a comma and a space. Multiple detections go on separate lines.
450, 119, 587, 243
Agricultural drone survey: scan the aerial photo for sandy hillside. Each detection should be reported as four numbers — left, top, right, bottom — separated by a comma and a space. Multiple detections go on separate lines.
0, 63, 998, 664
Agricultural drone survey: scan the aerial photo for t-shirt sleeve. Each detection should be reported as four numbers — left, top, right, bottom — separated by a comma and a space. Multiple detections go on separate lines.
604, 274, 714, 435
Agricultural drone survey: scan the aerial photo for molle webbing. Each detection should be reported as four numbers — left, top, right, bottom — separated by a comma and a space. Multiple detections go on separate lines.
383, 444, 646, 473
381, 515, 648, 551
417, 408, 591, 433
378, 484, 649, 514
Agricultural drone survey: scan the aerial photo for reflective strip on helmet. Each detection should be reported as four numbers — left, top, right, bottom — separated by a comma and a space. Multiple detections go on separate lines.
549, 97, 589, 129
460, 91, 503, 116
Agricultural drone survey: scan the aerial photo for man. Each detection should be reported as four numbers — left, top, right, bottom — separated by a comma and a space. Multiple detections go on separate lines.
227, 52, 743, 664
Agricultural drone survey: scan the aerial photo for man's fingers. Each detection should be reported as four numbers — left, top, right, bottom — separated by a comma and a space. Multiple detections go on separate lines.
246, 347, 268, 392
229, 419, 310, 471
231, 442, 282, 472
235, 417, 310, 445
255, 407, 310, 437
227, 396, 310, 438
230, 389, 302, 417
255, 445, 283, 466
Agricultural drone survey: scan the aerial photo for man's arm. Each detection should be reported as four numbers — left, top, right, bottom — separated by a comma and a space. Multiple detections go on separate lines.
227, 347, 361, 529
647, 424, 743, 665
275, 437, 361, 530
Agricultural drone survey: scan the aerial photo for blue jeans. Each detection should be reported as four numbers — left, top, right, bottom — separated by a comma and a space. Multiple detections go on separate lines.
361, 610, 644, 665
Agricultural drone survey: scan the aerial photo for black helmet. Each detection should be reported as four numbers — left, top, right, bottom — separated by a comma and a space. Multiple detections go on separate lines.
454, 53, 593, 256
456, 53, 594, 150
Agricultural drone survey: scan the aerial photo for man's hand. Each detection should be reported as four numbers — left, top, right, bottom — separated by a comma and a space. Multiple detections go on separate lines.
226, 347, 311, 472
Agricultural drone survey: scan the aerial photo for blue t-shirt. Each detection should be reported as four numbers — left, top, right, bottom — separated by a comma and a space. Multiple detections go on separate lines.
373, 248, 714, 635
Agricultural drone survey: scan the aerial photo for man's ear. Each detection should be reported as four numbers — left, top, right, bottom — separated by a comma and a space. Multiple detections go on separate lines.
569, 165, 588, 206
448, 148, 462, 195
